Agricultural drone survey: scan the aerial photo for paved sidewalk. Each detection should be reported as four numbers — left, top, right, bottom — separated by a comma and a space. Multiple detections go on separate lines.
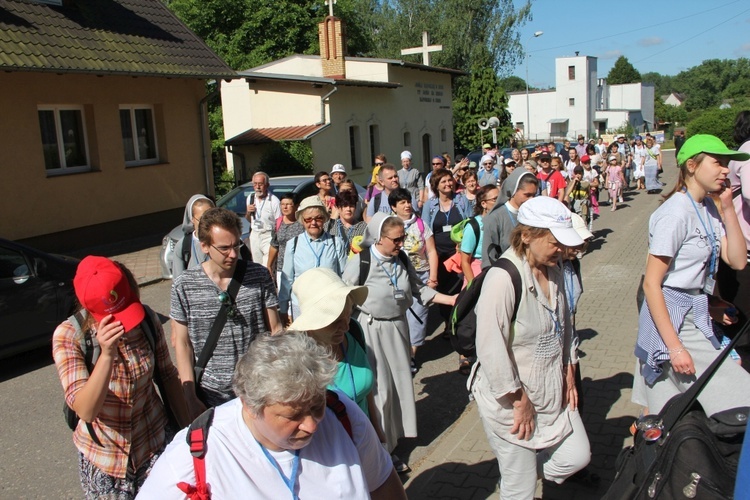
104, 158, 677, 499
405, 159, 678, 499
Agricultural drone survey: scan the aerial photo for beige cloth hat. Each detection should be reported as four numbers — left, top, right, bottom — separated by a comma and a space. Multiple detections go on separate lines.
295, 195, 329, 222
289, 268, 368, 331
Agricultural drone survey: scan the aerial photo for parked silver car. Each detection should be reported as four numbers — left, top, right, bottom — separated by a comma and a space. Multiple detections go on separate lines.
159, 175, 364, 278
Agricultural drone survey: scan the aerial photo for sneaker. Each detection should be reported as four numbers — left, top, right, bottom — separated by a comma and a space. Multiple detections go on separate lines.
618, 195, 623, 203
410, 357, 418, 375
391, 454, 411, 474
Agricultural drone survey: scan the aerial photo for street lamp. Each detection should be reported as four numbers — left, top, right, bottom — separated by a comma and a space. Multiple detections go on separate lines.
525, 30, 543, 144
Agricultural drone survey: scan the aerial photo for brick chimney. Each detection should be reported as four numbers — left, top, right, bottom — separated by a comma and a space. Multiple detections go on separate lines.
318, 16, 346, 79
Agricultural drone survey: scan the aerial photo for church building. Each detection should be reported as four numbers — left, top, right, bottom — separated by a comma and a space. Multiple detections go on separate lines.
220, 14, 461, 186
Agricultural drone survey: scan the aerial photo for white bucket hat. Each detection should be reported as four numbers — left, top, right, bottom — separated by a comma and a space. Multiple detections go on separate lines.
518, 197, 584, 247
290, 268, 368, 331
331, 163, 346, 174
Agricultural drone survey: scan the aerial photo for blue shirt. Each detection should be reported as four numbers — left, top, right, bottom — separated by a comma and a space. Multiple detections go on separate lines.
279, 232, 348, 311
460, 215, 484, 259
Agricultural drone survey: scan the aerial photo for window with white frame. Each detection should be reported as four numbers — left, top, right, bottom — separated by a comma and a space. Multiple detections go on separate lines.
37, 106, 90, 174
120, 106, 158, 165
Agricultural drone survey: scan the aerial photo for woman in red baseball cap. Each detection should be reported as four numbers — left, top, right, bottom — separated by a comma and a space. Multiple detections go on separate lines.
52, 256, 187, 499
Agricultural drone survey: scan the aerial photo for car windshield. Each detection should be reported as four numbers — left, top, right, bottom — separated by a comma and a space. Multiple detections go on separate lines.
216, 183, 299, 216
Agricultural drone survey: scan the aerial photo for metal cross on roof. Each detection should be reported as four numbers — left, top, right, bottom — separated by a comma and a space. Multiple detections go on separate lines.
400, 31, 443, 66
325, 0, 336, 17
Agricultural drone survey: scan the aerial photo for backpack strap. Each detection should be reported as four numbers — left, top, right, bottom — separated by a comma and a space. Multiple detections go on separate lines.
347, 318, 367, 352
325, 390, 353, 440
468, 217, 481, 258
358, 246, 371, 286
140, 307, 178, 429
177, 408, 215, 500
493, 258, 522, 322
373, 192, 382, 213
181, 234, 192, 268
416, 217, 425, 245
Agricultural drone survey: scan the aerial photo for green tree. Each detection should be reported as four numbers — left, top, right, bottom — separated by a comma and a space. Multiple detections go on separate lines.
453, 65, 512, 150
500, 76, 529, 93
686, 107, 738, 147
607, 56, 641, 84
642, 71, 673, 97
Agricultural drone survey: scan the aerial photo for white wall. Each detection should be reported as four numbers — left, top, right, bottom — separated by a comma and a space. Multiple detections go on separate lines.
221, 62, 454, 187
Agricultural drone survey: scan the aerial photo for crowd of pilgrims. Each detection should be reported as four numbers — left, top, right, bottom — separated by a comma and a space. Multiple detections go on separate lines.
53, 124, 750, 498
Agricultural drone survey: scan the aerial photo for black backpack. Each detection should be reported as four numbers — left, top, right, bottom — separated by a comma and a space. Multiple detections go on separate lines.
62, 307, 176, 444
450, 257, 522, 357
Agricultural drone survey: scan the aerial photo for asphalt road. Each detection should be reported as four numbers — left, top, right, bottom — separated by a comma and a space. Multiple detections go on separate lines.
0, 278, 466, 498
0, 280, 173, 499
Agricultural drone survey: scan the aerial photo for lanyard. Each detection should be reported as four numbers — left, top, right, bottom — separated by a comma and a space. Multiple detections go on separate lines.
440, 201, 454, 223
254, 196, 267, 221
504, 204, 518, 227
333, 342, 357, 402
684, 191, 719, 275
305, 234, 326, 267
257, 444, 300, 500
543, 303, 562, 340
338, 220, 356, 243
373, 253, 400, 290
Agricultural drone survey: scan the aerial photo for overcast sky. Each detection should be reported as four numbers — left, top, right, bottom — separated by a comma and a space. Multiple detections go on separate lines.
511, 0, 750, 88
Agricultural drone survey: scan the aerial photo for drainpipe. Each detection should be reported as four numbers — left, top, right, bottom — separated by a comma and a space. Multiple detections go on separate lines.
226, 144, 247, 185
320, 85, 338, 124
199, 82, 220, 196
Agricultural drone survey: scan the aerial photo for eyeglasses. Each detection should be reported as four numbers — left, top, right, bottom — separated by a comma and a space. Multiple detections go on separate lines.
303, 216, 326, 224
374, 162, 385, 166
217, 291, 239, 320
319, 178, 331, 183
482, 162, 493, 166
484, 196, 498, 203
210, 242, 243, 256
383, 234, 406, 245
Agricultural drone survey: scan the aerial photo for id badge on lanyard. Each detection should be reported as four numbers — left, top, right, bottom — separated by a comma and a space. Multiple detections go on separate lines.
704, 246, 718, 295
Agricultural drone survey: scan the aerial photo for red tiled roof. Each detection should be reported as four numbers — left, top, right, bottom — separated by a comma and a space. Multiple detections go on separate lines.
225, 124, 329, 146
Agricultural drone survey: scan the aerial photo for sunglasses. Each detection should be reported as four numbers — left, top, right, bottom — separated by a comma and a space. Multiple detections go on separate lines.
374, 162, 385, 166
383, 234, 406, 245
211, 243, 243, 256
303, 216, 326, 224
218, 291, 239, 320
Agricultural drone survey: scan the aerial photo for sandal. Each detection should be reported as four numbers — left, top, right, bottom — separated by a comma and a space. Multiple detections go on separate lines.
391, 454, 411, 474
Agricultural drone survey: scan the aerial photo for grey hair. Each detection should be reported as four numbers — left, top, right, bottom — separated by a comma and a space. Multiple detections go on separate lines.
252, 171, 270, 184
232, 332, 337, 415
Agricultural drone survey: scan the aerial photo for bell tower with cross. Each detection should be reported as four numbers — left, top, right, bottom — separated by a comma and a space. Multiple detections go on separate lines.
318, 0, 346, 79
400, 31, 442, 66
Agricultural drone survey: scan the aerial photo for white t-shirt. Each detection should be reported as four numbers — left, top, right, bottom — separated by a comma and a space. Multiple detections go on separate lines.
633, 145, 648, 168
247, 193, 281, 233
137, 395, 392, 499
649, 192, 725, 290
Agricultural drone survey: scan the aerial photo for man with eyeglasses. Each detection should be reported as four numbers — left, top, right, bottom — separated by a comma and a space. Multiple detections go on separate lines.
397, 151, 425, 213
246, 172, 281, 266
171, 207, 281, 419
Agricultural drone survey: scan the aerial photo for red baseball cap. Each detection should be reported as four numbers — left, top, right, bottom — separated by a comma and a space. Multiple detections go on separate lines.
73, 256, 145, 331
581, 155, 591, 163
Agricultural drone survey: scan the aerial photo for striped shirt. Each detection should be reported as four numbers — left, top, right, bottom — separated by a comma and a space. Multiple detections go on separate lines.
52, 308, 175, 478
171, 262, 279, 405
634, 287, 720, 384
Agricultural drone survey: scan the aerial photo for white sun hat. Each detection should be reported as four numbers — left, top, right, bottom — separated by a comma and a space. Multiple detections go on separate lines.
289, 268, 368, 331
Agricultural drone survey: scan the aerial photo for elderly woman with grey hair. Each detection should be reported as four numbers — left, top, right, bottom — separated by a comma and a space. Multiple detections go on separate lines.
138, 332, 406, 499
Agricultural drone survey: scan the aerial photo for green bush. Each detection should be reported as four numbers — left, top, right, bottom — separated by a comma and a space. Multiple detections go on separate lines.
686, 108, 738, 147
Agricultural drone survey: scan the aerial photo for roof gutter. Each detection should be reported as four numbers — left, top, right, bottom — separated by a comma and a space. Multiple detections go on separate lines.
320, 85, 338, 124
199, 82, 219, 195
